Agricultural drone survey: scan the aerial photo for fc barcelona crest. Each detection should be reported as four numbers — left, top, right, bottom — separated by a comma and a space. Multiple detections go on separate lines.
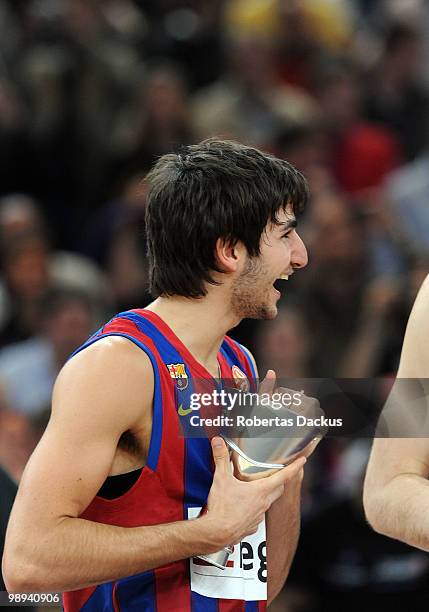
232, 365, 249, 392
167, 363, 189, 390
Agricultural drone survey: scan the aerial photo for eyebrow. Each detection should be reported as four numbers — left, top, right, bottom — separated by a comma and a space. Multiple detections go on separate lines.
280, 218, 297, 231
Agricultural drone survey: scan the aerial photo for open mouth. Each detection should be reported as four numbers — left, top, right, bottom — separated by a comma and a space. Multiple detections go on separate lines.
273, 274, 290, 294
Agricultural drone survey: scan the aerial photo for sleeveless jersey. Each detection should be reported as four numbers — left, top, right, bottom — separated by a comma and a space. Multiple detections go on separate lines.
62, 309, 268, 612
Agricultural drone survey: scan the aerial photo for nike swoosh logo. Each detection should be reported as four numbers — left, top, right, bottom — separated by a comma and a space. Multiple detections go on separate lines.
178, 404, 193, 416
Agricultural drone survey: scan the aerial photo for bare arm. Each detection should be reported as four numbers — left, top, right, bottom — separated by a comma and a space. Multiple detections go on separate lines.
241, 351, 306, 606
3, 338, 216, 591
2, 337, 304, 592
265, 436, 318, 605
363, 275, 429, 551
262, 371, 305, 606
266, 468, 303, 605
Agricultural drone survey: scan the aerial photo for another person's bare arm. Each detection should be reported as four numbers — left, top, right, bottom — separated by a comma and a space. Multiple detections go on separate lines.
2, 337, 305, 592
363, 275, 429, 551
239, 353, 309, 606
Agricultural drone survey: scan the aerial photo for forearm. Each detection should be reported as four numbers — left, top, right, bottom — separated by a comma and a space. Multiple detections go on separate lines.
4, 514, 218, 593
364, 473, 429, 551
266, 469, 303, 605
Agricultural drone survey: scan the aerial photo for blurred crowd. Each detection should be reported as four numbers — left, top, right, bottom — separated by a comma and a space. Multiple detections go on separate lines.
1, 0, 429, 610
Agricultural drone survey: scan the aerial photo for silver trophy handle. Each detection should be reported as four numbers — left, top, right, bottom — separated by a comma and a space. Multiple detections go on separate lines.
195, 545, 234, 570
193, 389, 327, 568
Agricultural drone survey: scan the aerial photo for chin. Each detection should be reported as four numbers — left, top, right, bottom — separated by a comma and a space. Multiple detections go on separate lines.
248, 302, 278, 320
262, 305, 278, 320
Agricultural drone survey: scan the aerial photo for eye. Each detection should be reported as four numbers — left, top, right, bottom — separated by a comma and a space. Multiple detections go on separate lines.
282, 231, 292, 240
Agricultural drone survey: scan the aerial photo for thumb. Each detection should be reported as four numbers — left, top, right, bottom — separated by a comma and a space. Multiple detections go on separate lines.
259, 369, 276, 396
211, 436, 230, 475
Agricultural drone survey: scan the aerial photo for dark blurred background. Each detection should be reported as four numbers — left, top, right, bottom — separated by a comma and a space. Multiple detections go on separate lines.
0, 1, 429, 610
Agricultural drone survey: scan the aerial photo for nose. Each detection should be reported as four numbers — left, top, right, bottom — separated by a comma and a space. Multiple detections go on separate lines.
291, 232, 308, 270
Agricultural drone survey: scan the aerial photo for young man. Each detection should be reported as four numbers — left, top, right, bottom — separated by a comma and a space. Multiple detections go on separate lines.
363, 274, 429, 551
3, 140, 311, 610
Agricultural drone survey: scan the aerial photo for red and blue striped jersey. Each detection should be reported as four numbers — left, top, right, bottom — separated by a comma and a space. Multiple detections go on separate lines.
62, 309, 267, 612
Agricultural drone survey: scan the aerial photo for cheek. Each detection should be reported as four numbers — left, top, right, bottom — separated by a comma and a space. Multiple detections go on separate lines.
280, 241, 292, 260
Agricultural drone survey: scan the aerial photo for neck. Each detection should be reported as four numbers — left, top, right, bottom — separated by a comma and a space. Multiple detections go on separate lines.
145, 291, 240, 370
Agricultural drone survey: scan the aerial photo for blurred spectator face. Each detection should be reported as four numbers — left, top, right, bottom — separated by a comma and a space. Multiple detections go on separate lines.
385, 25, 423, 82
144, 70, 188, 124
0, 194, 42, 240
44, 298, 93, 364
306, 194, 365, 267
3, 233, 49, 300
229, 37, 277, 90
317, 72, 361, 129
0, 80, 24, 129
391, 37, 421, 78
64, 0, 103, 40
0, 409, 37, 482
277, 125, 328, 178
121, 173, 148, 213
278, 0, 314, 49
257, 307, 310, 377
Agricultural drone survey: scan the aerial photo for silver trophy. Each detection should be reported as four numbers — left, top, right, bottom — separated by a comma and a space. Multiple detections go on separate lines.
195, 387, 328, 569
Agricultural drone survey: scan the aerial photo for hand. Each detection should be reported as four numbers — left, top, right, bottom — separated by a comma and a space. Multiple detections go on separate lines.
231, 370, 321, 481
200, 437, 306, 551
259, 369, 321, 421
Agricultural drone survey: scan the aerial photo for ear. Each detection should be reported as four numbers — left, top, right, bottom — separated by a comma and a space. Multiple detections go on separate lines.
214, 238, 246, 273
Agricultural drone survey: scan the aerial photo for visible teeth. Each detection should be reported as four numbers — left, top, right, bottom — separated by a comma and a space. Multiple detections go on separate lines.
279, 274, 289, 280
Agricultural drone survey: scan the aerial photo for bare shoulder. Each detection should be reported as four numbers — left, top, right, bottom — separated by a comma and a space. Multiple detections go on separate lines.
237, 343, 259, 379
52, 335, 154, 431
57, 335, 153, 377
366, 275, 429, 484
6, 337, 156, 524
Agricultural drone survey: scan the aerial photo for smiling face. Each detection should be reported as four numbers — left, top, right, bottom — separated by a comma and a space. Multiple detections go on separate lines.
230, 205, 308, 320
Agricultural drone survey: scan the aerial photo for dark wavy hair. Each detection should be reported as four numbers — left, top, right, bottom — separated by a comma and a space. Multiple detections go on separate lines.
145, 139, 309, 297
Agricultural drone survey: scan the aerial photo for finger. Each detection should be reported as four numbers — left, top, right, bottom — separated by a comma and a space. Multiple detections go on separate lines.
267, 484, 285, 506
259, 369, 276, 396
261, 456, 306, 489
300, 438, 320, 458
211, 436, 230, 475
248, 515, 265, 531
247, 522, 262, 535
